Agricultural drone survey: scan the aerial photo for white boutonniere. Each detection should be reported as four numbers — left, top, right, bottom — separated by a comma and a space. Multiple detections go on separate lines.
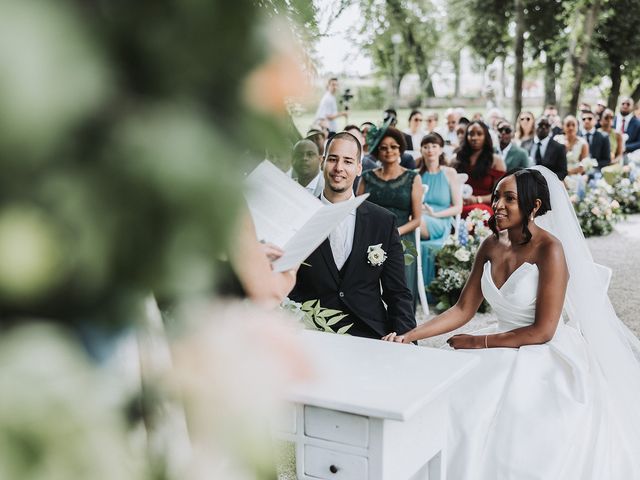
367, 243, 387, 267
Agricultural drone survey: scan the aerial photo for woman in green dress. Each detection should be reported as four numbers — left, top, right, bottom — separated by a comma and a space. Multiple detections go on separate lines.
357, 126, 423, 310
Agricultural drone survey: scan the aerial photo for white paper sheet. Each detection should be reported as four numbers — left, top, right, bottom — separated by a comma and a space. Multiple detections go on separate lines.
245, 160, 368, 272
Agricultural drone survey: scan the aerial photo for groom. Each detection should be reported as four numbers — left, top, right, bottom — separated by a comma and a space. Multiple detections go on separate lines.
289, 131, 416, 339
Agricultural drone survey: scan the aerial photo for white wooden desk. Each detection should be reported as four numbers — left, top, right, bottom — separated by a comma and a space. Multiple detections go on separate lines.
274, 330, 479, 480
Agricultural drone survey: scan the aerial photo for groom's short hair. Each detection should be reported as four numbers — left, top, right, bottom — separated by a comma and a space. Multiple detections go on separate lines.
324, 131, 362, 162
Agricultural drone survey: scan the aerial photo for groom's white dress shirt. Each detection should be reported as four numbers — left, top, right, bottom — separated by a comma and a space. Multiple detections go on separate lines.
321, 192, 357, 270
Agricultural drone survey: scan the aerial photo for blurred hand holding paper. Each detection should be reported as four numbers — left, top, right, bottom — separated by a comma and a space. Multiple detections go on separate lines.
245, 161, 368, 272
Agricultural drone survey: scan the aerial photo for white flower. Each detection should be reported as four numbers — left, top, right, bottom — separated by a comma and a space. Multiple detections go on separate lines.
367, 243, 387, 266
621, 178, 631, 187
454, 248, 471, 262
591, 206, 601, 216
611, 200, 620, 209
444, 235, 459, 246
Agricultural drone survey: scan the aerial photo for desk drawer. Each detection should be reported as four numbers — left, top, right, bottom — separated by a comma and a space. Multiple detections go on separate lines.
304, 406, 369, 447
304, 444, 368, 479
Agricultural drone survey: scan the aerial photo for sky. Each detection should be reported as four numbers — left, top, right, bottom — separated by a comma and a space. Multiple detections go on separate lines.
314, 3, 372, 76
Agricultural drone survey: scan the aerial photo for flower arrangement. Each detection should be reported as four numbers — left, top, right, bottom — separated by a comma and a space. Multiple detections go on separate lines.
427, 209, 492, 312
602, 164, 640, 214
571, 179, 623, 237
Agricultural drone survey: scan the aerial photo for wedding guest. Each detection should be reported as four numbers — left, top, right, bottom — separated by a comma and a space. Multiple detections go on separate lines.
357, 126, 423, 311
383, 166, 640, 479
437, 109, 461, 149
614, 96, 640, 153
543, 104, 563, 137
454, 120, 506, 217
418, 133, 463, 286
599, 108, 623, 163
496, 120, 529, 170
404, 110, 427, 153
359, 121, 379, 172
580, 110, 610, 169
288, 139, 324, 196
594, 98, 607, 127
515, 111, 536, 151
289, 132, 415, 338
529, 116, 567, 180
425, 112, 439, 133
306, 127, 327, 156
554, 115, 588, 175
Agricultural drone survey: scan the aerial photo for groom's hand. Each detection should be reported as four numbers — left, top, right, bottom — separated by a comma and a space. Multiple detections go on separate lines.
382, 332, 409, 343
447, 334, 483, 349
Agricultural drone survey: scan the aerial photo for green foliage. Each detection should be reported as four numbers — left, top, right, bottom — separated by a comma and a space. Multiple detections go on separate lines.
353, 86, 387, 111
0, 0, 310, 331
402, 239, 418, 266
290, 299, 353, 334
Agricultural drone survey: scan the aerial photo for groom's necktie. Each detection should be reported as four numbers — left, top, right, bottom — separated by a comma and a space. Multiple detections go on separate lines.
586, 132, 592, 145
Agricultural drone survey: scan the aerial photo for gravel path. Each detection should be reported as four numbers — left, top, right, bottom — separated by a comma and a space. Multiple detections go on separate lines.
277, 215, 640, 478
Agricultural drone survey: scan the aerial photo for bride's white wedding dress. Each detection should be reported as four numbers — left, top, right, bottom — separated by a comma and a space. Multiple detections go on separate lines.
441, 166, 640, 479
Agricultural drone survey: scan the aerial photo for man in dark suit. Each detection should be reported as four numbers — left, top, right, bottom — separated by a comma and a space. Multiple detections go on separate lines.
529, 116, 567, 180
613, 97, 640, 153
580, 110, 610, 169
289, 131, 416, 339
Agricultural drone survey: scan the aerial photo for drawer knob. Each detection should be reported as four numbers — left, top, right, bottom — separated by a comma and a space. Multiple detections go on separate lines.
329, 464, 339, 474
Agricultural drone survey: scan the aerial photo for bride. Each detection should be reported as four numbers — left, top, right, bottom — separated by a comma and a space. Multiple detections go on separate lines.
383, 166, 640, 479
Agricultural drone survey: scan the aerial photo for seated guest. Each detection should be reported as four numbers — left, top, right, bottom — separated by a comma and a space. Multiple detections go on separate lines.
580, 110, 610, 170
437, 109, 461, 150
529, 116, 568, 180
614, 97, 640, 154
357, 126, 423, 311
404, 109, 427, 154
289, 139, 324, 196
418, 133, 463, 286
544, 104, 563, 137
359, 121, 379, 171
515, 110, 536, 151
382, 109, 416, 168
289, 132, 416, 338
599, 108, 624, 163
454, 120, 506, 218
306, 127, 327, 156
554, 115, 588, 175
425, 112, 439, 133
496, 120, 530, 169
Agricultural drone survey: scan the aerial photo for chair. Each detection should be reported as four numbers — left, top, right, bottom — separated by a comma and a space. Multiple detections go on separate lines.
453, 173, 469, 237
415, 185, 430, 315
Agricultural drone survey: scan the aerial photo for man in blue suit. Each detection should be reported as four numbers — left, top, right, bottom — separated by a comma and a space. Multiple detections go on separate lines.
580, 111, 610, 169
613, 97, 640, 153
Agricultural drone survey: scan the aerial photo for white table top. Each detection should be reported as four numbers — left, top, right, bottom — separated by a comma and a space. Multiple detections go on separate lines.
287, 330, 480, 421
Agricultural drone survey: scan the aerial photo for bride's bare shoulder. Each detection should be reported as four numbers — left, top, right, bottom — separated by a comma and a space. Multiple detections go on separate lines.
535, 231, 567, 268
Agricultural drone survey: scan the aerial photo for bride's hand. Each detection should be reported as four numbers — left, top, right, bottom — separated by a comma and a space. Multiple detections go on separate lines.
447, 334, 483, 349
382, 332, 409, 343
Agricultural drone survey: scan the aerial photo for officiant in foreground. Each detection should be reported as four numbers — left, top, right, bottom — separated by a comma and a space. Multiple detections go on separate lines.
288, 131, 416, 338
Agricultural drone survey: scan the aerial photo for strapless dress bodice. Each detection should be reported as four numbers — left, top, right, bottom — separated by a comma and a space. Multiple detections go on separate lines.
481, 261, 539, 332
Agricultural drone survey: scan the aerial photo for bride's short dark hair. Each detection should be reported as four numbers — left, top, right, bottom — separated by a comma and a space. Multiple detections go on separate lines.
489, 168, 551, 243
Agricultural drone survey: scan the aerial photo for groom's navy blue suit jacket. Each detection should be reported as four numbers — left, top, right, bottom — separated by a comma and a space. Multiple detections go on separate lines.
289, 200, 416, 339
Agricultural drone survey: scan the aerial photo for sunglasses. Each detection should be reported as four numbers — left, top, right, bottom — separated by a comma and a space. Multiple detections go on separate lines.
581, 117, 594, 121
498, 127, 512, 133
412, 118, 424, 122
520, 116, 532, 121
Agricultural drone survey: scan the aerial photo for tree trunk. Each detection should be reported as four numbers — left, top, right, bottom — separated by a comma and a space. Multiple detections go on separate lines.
501, 56, 507, 99
630, 81, 640, 104
544, 58, 557, 107
567, 0, 601, 115
608, 63, 622, 109
512, 0, 525, 125
453, 50, 461, 97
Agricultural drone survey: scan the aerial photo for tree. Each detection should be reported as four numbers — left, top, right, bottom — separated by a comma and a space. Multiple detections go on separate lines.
593, 0, 640, 108
561, 0, 602, 115
357, 0, 439, 103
